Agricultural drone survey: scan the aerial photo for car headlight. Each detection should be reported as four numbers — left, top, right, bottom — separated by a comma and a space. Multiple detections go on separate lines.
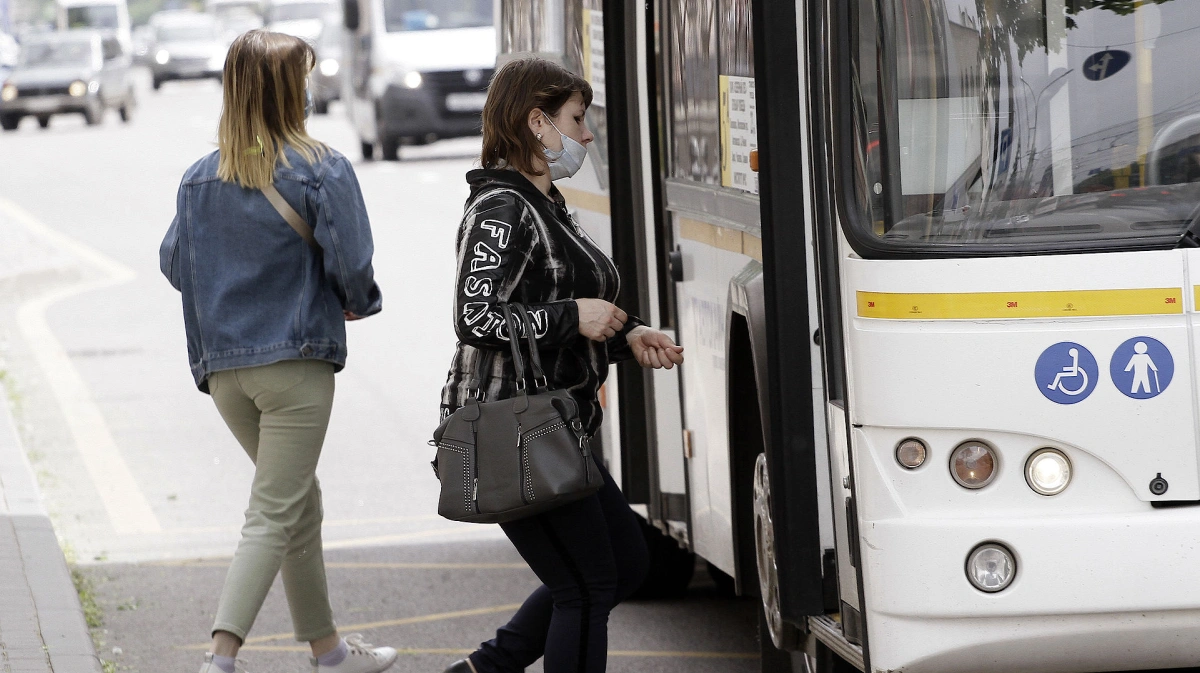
68, 80, 88, 97
895, 437, 927, 469
966, 542, 1016, 593
1025, 448, 1071, 496
1, 83, 16, 102
950, 440, 997, 489
155, 49, 170, 65
319, 58, 339, 77
402, 70, 422, 89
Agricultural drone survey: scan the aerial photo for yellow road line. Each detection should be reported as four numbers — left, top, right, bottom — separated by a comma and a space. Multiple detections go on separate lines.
227, 645, 758, 659
180, 605, 524, 649
147, 560, 526, 570
857, 288, 1183, 320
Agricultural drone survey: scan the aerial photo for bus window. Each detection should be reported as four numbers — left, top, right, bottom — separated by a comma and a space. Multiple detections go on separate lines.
66, 4, 119, 29
666, 0, 720, 185
846, 0, 1200, 254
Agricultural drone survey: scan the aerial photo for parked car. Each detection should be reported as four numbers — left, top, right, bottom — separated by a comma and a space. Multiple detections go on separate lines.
0, 31, 135, 130
148, 11, 226, 90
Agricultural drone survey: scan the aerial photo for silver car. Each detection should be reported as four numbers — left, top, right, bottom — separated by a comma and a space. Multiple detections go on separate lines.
148, 11, 226, 90
0, 31, 135, 130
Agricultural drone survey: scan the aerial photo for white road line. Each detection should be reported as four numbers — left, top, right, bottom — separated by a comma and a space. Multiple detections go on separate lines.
1, 197, 162, 535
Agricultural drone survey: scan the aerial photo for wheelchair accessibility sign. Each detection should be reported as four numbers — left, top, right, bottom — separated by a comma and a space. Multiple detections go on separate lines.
1110, 336, 1173, 399
1035, 342, 1098, 404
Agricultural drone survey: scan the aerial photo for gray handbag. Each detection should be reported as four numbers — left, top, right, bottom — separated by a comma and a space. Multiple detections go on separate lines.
432, 303, 602, 523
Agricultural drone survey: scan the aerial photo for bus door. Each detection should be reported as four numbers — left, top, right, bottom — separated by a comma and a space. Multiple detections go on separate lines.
830, 1, 1200, 671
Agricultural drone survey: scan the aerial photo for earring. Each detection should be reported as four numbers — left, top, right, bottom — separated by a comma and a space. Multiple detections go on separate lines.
536, 133, 543, 140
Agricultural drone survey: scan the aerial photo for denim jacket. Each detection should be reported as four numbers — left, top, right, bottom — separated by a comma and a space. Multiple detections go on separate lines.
160, 146, 382, 393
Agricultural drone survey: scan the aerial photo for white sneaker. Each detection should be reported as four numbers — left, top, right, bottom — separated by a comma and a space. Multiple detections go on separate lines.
198, 652, 249, 673
310, 634, 398, 673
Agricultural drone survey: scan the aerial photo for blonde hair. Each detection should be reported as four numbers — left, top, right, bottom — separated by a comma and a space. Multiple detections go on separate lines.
217, 30, 326, 189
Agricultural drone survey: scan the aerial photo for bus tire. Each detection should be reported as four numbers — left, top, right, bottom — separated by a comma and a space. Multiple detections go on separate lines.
630, 516, 694, 600
754, 451, 802, 652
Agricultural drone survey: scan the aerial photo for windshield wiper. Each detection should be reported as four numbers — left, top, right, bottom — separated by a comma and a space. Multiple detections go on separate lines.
1174, 204, 1200, 248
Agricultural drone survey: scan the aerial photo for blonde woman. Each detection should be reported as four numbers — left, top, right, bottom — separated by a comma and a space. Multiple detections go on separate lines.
159, 30, 396, 673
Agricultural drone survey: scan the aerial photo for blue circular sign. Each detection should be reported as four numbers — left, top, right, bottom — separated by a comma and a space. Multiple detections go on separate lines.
1110, 336, 1173, 399
1035, 342, 1098, 404
1082, 50, 1131, 81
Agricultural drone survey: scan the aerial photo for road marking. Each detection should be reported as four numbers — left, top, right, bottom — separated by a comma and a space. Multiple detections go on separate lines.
147, 560, 527, 569
857, 288, 1183, 320
179, 604, 524, 649
0, 197, 161, 535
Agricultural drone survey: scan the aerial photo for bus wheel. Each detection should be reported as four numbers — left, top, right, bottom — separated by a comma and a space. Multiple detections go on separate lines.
754, 452, 801, 651
381, 136, 401, 161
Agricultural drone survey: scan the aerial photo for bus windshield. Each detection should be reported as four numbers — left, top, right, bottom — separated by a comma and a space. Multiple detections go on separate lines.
20, 40, 94, 66
852, 0, 1200, 253
382, 0, 491, 32
65, 4, 119, 30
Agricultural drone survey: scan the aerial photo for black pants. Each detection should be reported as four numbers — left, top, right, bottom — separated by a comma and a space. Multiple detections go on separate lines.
469, 462, 649, 673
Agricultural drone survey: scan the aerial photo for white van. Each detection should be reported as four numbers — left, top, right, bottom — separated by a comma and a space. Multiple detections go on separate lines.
340, 0, 494, 160
57, 0, 132, 53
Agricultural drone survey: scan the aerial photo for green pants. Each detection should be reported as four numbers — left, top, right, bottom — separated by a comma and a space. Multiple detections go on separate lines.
208, 359, 337, 643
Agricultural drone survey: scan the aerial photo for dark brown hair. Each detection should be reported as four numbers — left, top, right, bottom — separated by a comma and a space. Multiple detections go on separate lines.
480, 58, 593, 175
217, 30, 325, 189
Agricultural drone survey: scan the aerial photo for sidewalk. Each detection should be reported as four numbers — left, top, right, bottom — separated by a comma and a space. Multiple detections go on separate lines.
0, 372, 101, 672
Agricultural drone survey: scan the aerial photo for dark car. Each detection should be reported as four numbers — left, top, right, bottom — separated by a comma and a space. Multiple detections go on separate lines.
148, 11, 226, 90
0, 31, 135, 130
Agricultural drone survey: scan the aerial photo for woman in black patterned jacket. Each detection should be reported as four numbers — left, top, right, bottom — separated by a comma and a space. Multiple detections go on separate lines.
439, 58, 683, 673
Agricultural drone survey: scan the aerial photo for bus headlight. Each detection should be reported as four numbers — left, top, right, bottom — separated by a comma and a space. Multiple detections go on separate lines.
950, 440, 997, 488
1, 84, 16, 102
895, 438, 927, 469
1025, 448, 1071, 496
68, 80, 88, 97
966, 542, 1016, 593
155, 49, 170, 65
319, 58, 339, 77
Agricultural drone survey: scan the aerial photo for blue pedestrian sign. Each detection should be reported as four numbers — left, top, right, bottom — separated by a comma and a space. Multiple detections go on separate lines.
1083, 50, 1131, 81
1035, 342, 1098, 404
1110, 337, 1173, 399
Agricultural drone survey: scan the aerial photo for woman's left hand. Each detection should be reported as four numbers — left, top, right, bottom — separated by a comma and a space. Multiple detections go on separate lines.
627, 326, 685, 370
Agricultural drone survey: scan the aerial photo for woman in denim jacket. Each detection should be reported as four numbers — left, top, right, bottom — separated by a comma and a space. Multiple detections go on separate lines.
159, 30, 394, 673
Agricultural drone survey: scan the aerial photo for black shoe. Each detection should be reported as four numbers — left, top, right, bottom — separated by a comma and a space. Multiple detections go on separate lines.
443, 660, 474, 673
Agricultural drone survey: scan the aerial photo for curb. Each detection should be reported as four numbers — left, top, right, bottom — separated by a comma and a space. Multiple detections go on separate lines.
0, 384, 102, 673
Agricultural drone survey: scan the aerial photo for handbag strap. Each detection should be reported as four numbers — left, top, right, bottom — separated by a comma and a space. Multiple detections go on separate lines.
512, 305, 547, 390
500, 304, 532, 391
263, 182, 319, 251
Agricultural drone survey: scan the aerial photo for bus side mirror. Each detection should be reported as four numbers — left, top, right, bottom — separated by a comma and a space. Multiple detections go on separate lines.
343, 0, 359, 31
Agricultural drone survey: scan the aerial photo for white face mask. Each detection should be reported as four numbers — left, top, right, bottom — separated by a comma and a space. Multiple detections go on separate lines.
540, 111, 588, 181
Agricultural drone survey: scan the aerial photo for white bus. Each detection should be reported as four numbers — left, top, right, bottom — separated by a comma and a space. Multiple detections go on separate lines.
57, 0, 130, 52
494, 0, 1200, 671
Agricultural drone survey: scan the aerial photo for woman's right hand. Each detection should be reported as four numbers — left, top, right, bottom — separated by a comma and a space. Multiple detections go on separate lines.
576, 298, 628, 342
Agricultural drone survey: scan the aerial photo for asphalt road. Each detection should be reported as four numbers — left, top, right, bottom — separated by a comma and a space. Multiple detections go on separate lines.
0, 70, 763, 672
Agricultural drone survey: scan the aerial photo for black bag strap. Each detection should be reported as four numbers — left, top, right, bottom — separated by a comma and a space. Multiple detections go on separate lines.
512, 305, 547, 390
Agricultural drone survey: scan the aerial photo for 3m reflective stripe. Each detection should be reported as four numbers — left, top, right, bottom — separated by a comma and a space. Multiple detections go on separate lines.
857, 288, 1183, 319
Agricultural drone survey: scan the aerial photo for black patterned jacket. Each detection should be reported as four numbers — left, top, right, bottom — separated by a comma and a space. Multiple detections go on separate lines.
440, 169, 642, 436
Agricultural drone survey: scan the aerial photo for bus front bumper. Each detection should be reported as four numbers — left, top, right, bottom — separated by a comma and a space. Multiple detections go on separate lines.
862, 509, 1200, 672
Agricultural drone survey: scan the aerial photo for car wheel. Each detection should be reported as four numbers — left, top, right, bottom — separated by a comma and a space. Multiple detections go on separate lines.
0, 114, 20, 131
381, 135, 400, 161
120, 89, 135, 122
36, 115, 50, 129
360, 140, 374, 161
314, 98, 329, 115
152, 77, 162, 91
83, 104, 102, 126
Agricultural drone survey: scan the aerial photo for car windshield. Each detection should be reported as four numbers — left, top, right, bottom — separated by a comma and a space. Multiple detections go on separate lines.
383, 0, 491, 32
65, 5, 119, 29
20, 40, 93, 67
850, 0, 1200, 253
267, 2, 330, 22
157, 23, 218, 42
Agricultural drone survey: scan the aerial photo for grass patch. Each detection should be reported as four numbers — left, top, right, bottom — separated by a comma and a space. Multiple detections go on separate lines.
71, 567, 104, 630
